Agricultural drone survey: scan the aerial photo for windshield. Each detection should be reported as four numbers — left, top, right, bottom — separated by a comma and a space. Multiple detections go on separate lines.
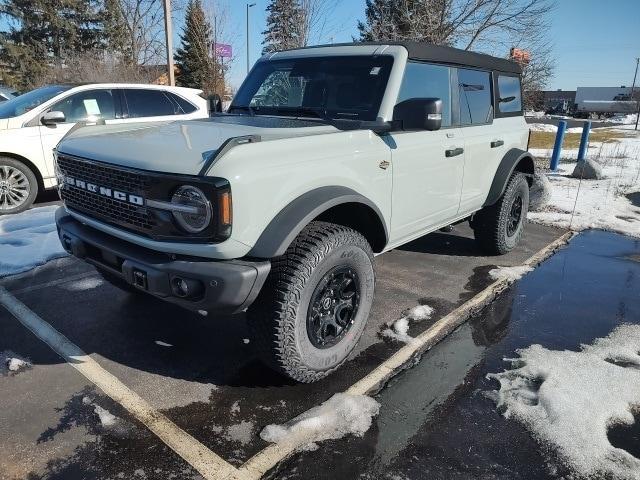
0, 85, 72, 119
231, 56, 394, 122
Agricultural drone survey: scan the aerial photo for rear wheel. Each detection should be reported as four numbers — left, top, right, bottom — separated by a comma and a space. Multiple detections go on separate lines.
472, 172, 529, 255
248, 221, 375, 383
0, 157, 38, 215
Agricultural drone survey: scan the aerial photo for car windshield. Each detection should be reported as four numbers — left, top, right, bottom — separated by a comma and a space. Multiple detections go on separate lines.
0, 85, 72, 119
230, 56, 394, 122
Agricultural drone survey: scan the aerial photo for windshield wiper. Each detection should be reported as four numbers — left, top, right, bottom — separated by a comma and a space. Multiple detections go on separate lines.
229, 105, 256, 116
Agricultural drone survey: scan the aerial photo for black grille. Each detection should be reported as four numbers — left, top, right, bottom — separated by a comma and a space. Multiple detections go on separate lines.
57, 154, 156, 233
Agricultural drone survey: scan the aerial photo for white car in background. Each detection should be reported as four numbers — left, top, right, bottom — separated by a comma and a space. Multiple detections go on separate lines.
0, 83, 209, 214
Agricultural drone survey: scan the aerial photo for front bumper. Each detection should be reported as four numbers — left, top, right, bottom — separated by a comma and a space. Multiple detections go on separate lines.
55, 208, 270, 314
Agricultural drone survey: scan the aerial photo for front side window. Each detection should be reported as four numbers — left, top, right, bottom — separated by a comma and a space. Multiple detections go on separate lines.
50, 89, 116, 123
458, 68, 492, 125
497, 75, 523, 113
397, 62, 452, 127
124, 89, 178, 118
231, 56, 394, 121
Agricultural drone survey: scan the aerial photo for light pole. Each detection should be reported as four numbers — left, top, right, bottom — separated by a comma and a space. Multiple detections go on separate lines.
631, 57, 639, 130
246, 3, 256, 76
162, 0, 175, 86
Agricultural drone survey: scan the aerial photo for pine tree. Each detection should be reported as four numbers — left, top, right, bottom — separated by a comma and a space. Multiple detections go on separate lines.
0, 0, 107, 89
357, 0, 452, 44
102, 0, 131, 63
174, 0, 219, 93
262, 0, 304, 54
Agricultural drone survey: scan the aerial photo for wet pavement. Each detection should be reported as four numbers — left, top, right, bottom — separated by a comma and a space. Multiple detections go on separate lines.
271, 230, 640, 480
0, 221, 565, 480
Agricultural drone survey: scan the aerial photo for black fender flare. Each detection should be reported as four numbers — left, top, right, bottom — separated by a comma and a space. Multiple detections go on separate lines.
248, 186, 388, 258
483, 148, 535, 207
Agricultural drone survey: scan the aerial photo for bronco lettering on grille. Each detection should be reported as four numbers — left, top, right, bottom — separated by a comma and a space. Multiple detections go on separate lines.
64, 176, 144, 206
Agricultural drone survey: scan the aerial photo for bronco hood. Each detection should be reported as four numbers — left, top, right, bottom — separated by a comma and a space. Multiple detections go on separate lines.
56, 116, 337, 175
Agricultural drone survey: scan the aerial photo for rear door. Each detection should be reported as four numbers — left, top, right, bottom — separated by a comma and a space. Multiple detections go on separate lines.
389, 62, 465, 244
455, 67, 501, 214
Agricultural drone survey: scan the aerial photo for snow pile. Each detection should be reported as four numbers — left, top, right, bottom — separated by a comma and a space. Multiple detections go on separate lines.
528, 123, 557, 132
260, 393, 379, 450
488, 265, 534, 282
225, 420, 255, 445
382, 304, 434, 344
0, 205, 67, 277
154, 340, 173, 347
1, 351, 32, 374
608, 113, 638, 125
528, 131, 640, 238
487, 324, 640, 479
83, 396, 119, 427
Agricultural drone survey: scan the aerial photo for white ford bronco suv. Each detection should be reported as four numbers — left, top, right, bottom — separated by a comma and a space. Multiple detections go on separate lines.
54, 42, 533, 383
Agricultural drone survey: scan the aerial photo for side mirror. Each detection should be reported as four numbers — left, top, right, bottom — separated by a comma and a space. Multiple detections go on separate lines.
393, 98, 442, 131
41, 111, 66, 126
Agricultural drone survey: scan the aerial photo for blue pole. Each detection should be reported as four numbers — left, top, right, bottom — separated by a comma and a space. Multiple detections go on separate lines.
577, 121, 591, 163
550, 120, 567, 171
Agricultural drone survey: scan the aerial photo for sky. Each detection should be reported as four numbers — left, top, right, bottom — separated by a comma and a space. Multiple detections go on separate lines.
212, 0, 640, 92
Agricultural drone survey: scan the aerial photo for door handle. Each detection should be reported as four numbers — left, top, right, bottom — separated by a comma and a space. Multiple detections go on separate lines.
491, 140, 504, 148
445, 147, 464, 157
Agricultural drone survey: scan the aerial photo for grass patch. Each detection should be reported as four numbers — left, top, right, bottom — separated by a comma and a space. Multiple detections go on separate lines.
529, 128, 630, 150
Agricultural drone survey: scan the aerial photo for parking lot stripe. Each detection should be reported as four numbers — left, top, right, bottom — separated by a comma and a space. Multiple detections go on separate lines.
0, 286, 243, 480
10, 271, 99, 295
237, 231, 575, 479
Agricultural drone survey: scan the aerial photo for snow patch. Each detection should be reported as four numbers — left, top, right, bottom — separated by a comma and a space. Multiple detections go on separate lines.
382, 304, 434, 344
230, 400, 240, 415
528, 123, 558, 132
63, 276, 103, 291
225, 420, 254, 445
83, 396, 119, 428
487, 324, 640, 479
260, 393, 379, 448
154, 340, 173, 347
488, 265, 534, 282
0, 205, 67, 277
528, 131, 640, 238
1, 351, 32, 374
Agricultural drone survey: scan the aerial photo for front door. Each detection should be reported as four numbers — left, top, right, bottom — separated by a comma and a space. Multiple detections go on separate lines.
39, 89, 119, 174
389, 62, 465, 244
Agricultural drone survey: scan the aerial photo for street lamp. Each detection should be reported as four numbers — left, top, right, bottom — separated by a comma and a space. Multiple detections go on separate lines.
246, 3, 256, 76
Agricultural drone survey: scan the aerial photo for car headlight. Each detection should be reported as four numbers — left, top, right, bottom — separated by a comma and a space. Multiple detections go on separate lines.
170, 185, 212, 233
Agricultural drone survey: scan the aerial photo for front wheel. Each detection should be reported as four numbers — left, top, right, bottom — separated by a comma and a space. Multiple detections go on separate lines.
0, 157, 38, 215
472, 172, 530, 255
248, 221, 375, 383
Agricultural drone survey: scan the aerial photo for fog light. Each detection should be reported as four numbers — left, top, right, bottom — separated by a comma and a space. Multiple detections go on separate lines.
171, 276, 203, 299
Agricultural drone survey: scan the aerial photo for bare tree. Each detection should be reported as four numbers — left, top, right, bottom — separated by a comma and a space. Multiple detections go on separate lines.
299, 0, 340, 46
358, 0, 556, 107
205, 0, 236, 95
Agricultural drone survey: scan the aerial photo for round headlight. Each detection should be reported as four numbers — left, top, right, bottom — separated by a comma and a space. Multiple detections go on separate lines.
171, 185, 212, 233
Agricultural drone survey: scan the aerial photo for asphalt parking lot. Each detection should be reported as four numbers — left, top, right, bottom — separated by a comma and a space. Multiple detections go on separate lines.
0, 219, 566, 480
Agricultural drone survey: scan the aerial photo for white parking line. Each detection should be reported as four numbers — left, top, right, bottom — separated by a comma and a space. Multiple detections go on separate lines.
0, 286, 244, 480
237, 231, 575, 479
10, 271, 98, 295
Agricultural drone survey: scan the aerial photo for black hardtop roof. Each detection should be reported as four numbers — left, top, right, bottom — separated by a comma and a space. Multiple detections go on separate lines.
286, 41, 522, 75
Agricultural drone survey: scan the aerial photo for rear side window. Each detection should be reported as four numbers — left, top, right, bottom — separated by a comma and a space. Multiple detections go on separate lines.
168, 93, 197, 114
397, 62, 452, 127
497, 75, 522, 113
457, 68, 492, 125
124, 89, 179, 118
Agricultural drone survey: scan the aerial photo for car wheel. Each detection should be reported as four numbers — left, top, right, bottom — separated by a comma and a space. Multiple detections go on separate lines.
0, 157, 38, 215
248, 221, 375, 383
472, 172, 529, 255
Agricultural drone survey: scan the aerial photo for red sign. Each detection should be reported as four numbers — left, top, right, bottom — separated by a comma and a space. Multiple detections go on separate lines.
214, 43, 232, 58
510, 48, 531, 66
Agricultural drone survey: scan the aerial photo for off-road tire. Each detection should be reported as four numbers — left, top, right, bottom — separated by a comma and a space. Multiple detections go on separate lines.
96, 269, 143, 295
472, 172, 529, 255
247, 221, 375, 383
0, 157, 38, 215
